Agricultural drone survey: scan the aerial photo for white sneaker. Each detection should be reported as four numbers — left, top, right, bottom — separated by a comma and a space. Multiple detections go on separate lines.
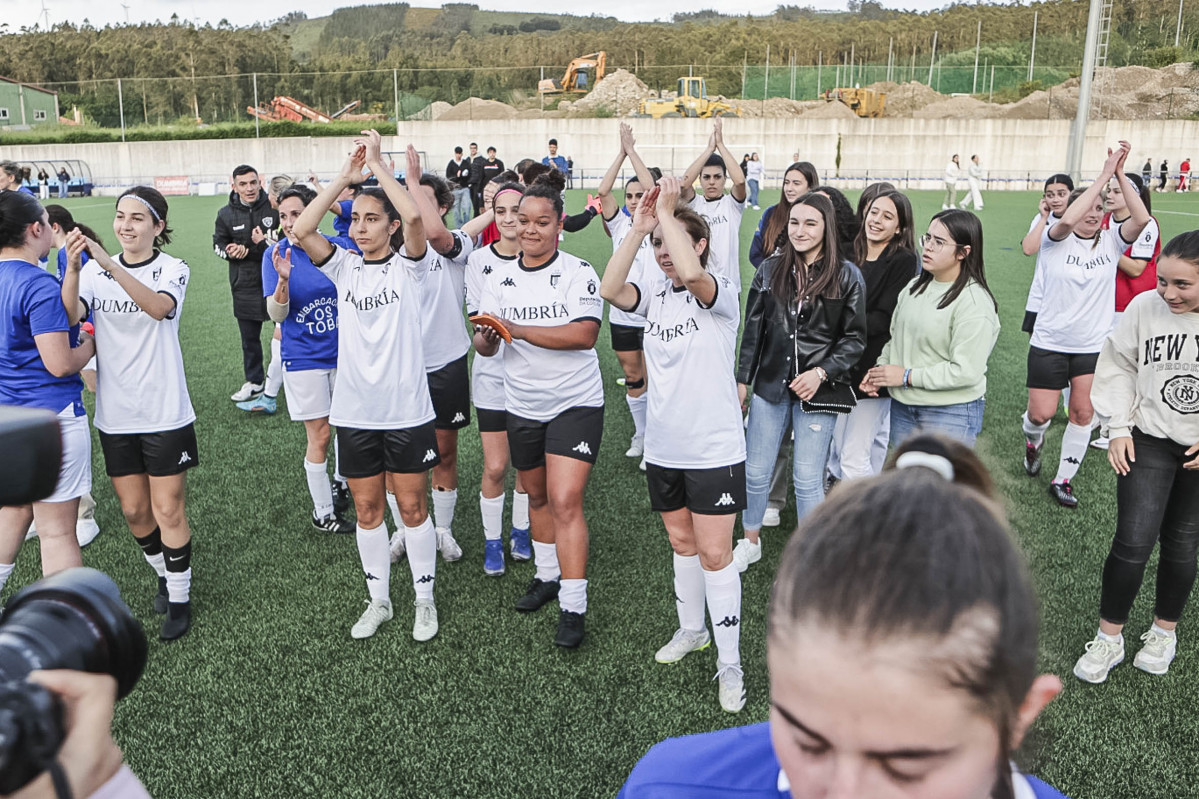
230, 381, 264, 402
732, 538, 762, 573
752, 204, 761, 210
436, 527, 463, 562
350, 598, 393, 639
75, 518, 100, 548
625, 434, 645, 458
388, 529, 407, 563
1133, 629, 1177, 675
413, 599, 439, 641
761, 507, 781, 528
714, 663, 747, 713
655, 627, 711, 664
1090, 436, 1110, 451
1073, 635, 1124, 684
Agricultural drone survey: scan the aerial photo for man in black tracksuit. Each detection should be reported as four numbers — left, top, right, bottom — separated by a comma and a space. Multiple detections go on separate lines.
469, 142, 488, 213
213, 164, 276, 401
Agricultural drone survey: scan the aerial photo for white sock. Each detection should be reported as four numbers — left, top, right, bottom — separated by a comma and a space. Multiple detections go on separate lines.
480, 492, 504, 541
1097, 628, 1123, 644
704, 563, 742, 667
673, 553, 706, 632
304, 458, 334, 518
356, 523, 390, 603
559, 577, 588, 614
265, 336, 283, 398
165, 568, 192, 604
626, 393, 648, 439
405, 517, 437, 601
512, 490, 530, 531
0, 562, 14, 593
1062, 386, 1071, 408
145, 550, 167, 578
1151, 623, 1176, 639
1022, 411, 1051, 446
385, 492, 402, 531
533, 540, 560, 583
432, 487, 457, 531
1054, 422, 1091, 483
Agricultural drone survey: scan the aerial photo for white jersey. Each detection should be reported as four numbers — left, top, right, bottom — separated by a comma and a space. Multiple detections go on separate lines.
420, 230, 474, 372
477, 250, 605, 421
1030, 225, 1131, 354
1024, 212, 1061, 313
688, 193, 746, 295
465, 243, 515, 411
317, 245, 435, 430
629, 272, 746, 469
605, 211, 654, 329
78, 251, 195, 435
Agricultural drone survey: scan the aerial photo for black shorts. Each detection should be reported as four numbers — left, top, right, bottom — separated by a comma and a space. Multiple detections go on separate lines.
646, 462, 747, 515
609, 323, 645, 352
507, 406, 604, 471
427, 354, 471, 430
338, 422, 440, 478
1026, 346, 1100, 390
99, 424, 199, 478
476, 407, 508, 434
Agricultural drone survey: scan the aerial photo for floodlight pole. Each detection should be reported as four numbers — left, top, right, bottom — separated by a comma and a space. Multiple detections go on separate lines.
1177, 0, 1185, 47
1066, 0, 1103, 183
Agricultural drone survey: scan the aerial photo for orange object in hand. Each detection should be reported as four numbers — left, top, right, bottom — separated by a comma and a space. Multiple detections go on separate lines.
470, 313, 513, 343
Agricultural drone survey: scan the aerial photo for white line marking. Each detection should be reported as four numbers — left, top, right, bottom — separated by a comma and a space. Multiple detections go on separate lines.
1157, 210, 1199, 217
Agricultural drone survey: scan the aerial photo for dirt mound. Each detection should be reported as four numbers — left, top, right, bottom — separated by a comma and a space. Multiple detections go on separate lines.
801, 100, 861, 119
437, 97, 519, 121
914, 95, 999, 119
568, 68, 651, 117
426, 101, 452, 121
864, 80, 945, 115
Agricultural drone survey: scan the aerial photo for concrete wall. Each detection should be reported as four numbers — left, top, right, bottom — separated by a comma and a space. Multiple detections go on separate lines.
0, 118, 1192, 190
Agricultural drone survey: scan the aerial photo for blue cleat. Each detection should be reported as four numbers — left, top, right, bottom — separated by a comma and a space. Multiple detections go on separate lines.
236, 395, 277, 414
484, 538, 505, 576
510, 527, 532, 562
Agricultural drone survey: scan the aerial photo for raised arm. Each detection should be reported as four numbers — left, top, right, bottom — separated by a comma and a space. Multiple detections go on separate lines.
624, 128, 656, 196
1113, 152, 1150, 244
713, 118, 747, 202
596, 128, 628, 221
61, 229, 89, 325
79, 236, 176, 321
680, 128, 718, 203
406, 145, 456, 256
600, 184, 659, 311
364, 132, 423, 258
1021, 199, 1051, 256
293, 147, 365, 265
1050, 143, 1124, 240
656, 177, 717, 305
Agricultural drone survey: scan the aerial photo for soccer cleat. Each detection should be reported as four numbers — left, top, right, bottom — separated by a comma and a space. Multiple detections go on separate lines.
436, 527, 463, 562
236, 395, 277, 414
1049, 480, 1078, 509
153, 576, 169, 615
388, 529, 407, 563
230, 381, 264, 402
331, 481, 352, 516
714, 663, 747, 713
160, 602, 192, 641
1073, 635, 1124, 684
351, 598, 393, 639
413, 599, 439, 642
312, 511, 354, 534
509, 527, 532, 561
1090, 436, 1110, 451
655, 628, 711, 664
555, 610, 586, 648
1024, 440, 1043, 476
515, 578, 560, 613
732, 538, 762, 573
484, 539, 505, 576
625, 434, 645, 458
761, 507, 781, 528
1133, 629, 1178, 675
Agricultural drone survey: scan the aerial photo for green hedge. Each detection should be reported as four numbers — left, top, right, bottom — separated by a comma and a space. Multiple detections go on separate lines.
0, 120, 397, 146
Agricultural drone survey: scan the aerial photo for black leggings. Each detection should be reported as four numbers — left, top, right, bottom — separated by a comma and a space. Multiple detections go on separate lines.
1100, 429, 1199, 625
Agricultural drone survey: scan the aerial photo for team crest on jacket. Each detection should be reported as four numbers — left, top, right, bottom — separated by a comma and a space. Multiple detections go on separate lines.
262, 217, 274, 228
1161, 375, 1199, 414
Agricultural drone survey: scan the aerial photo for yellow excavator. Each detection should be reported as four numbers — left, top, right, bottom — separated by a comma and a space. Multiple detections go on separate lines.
538, 52, 607, 96
821, 87, 886, 117
635, 77, 740, 118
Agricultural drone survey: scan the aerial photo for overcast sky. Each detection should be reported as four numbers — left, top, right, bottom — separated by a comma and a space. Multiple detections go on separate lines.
7, 0, 966, 30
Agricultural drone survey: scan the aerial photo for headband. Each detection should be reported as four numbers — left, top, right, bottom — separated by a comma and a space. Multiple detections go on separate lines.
895, 451, 955, 482
122, 193, 161, 222
495, 188, 523, 200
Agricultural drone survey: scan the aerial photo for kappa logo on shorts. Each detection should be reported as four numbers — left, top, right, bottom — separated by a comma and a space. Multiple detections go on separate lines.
423, 449, 438, 462
451, 412, 466, 423
714, 493, 735, 507
572, 441, 592, 456
178, 451, 192, 466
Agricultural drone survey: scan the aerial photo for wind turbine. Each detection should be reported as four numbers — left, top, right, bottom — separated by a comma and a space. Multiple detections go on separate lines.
39, 0, 50, 29
121, 2, 130, 24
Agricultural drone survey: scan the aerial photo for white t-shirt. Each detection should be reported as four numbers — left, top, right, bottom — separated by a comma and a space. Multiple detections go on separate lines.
1030, 225, 1132, 354
746, 161, 765, 181
477, 250, 605, 421
78, 251, 195, 434
688, 193, 746, 296
629, 273, 745, 469
1128, 216, 1160, 260
605, 211, 654, 329
316, 245, 435, 430
465, 243, 515, 411
1023, 212, 1061, 314
420, 229, 474, 372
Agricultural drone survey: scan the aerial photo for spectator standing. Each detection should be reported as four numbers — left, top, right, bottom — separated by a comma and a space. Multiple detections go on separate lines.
56, 167, 70, 199
959, 154, 985, 211
1179, 157, 1191, 192
942, 154, 961, 210
37, 169, 49, 200
1142, 158, 1153, 187
1159, 159, 1169, 192
478, 147, 505, 192
445, 146, 473, 229
745, 153, 764, 210
542, 139, 568, 175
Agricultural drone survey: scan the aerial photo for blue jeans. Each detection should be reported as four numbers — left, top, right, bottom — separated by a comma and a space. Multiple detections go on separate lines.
747, 179, 760, 206
744, 394, 836, 532
888, 398, 986, 448
451, 188, 472, 229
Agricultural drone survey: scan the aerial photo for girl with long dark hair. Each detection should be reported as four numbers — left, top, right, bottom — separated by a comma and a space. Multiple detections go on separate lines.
749, 162, 820, 268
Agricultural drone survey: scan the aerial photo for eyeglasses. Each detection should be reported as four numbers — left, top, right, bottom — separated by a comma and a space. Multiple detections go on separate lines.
919, 233, 954, 253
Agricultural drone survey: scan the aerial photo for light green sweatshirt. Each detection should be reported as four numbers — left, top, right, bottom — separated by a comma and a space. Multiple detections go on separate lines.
877, 278, 1000, 406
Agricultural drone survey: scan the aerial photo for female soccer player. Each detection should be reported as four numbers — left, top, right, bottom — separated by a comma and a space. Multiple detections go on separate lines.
0, 192, 93, 593
1020, 174, 1073, 334
473, 169, 605, 649
620, 436, 1069, 799
601, 178, 747, 712
680, 118, 747, 294
291, 131, 442, 643
596, 123, 657, 468
1072, 232, 1199, 683
60, 186, 197, 641
734, 193, 867, 572
1020, 143, 1148, 509
749, 162, 820, 268
263, 184, 354, 534
861, 209, 999, 448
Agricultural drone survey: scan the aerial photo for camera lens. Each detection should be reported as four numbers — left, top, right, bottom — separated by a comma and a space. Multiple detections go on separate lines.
0, 567, 147, 698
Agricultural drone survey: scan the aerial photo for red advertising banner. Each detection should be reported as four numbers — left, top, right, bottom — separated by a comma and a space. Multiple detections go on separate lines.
154, 176, 190, 196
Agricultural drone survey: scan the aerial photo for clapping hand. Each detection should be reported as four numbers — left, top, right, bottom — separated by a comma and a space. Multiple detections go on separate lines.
272, 244, 293, 280
632, 184, 660, 236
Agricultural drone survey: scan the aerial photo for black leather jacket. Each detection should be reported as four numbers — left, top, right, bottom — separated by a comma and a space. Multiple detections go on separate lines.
737, 256, 867, 403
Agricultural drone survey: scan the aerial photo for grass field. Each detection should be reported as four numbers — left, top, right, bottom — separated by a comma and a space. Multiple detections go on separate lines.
8, 187, 1199, 798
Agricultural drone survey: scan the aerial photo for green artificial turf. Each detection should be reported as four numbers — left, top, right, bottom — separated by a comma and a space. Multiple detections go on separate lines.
7, 187, 1199, 798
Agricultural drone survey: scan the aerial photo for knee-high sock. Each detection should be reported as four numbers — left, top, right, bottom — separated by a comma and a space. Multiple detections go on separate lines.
385, 492, 402, 531
432, 487, 457, 531
673, 553, 706, 632
1054, 422, 1092, 483
533, 540, 560, 583
162, 541, 192, 604
480, 492, 504, 541
304, 458, 334, 517
405, 517, 437, 601
1022, 411, 1051, 446
704, 563, 742, 667
626, 393, 647, 439
559, 578, 588, 614
356, 523, 390, 602
265, 336, 283, 398
512, 490, 530, 531
134, 526, 167, 578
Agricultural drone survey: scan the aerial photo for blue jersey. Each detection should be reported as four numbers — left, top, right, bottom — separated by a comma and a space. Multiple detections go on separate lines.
262, 237, 357, 371
0, 259, 83, 414
333, 199, 353, 238
618, 723, 1070, 799
542, 154, 568, 174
